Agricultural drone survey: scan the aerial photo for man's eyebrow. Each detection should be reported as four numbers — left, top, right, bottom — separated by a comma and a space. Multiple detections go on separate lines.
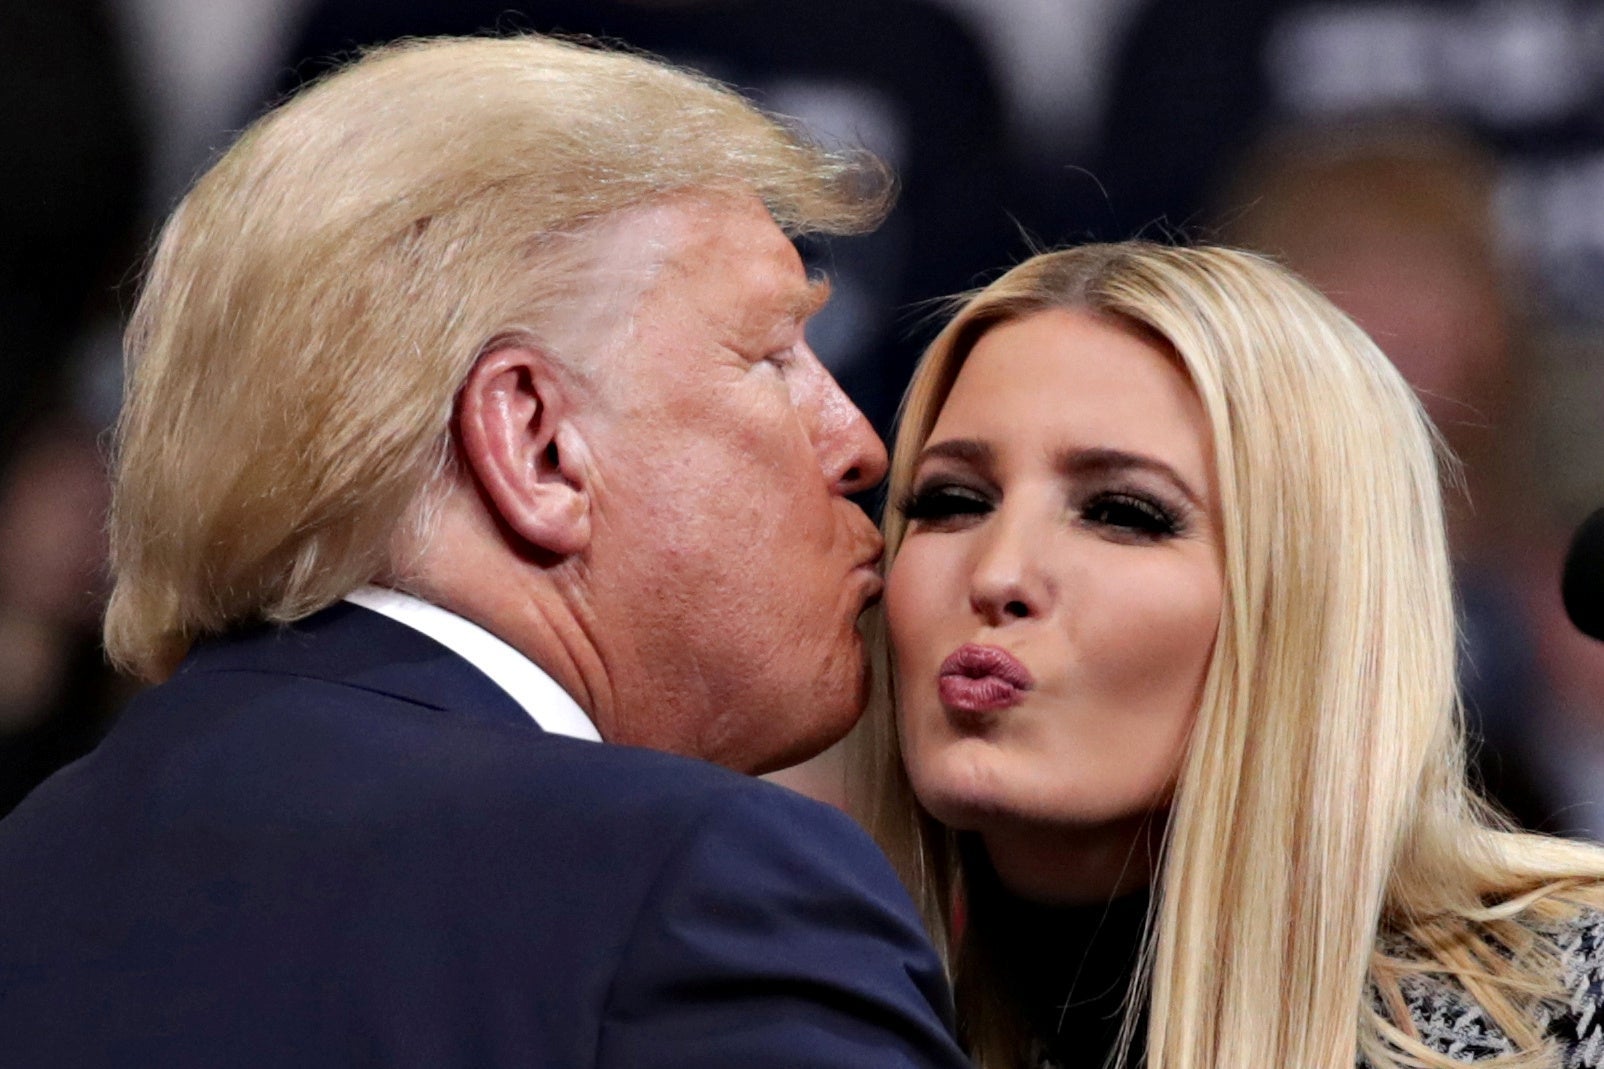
788, 276, 832, 321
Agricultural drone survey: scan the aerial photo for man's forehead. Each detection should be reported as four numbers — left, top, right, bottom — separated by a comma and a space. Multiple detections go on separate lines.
710, 263, 826, 340
608, 195, 821, 320
659, 199, 803, 274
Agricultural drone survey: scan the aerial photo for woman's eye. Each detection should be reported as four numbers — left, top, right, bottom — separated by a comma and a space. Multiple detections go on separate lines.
1081, 492, 1181, 539
898, 484, 993, 525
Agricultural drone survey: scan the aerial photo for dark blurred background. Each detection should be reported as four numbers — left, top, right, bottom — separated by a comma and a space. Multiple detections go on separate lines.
6, 0, 1604, 829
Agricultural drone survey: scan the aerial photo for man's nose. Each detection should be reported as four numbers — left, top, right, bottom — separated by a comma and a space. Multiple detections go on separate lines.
818, 379, 888, 497
968, 508, 1050, 626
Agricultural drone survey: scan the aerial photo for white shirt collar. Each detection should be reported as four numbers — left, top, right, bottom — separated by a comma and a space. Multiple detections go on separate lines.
343, 585, 601, 743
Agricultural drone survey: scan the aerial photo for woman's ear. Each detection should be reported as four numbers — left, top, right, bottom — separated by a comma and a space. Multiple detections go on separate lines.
455, 344, 590, 557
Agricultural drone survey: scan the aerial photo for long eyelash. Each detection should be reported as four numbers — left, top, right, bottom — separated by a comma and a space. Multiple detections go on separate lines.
896, 484, 991, 522
1083, 491, 1185, 537
894, 488, 941, 521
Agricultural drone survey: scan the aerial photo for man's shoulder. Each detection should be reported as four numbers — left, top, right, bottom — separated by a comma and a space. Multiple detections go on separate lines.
0, 615, 963, 1067
591, 758, 965, 1068
0, 650, 900, 971
8, 651, 871, 892
103, 653, 826, 822
118, 605, 819, 826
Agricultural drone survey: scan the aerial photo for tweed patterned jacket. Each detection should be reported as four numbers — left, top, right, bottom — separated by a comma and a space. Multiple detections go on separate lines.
1362, 907, 1604, 1067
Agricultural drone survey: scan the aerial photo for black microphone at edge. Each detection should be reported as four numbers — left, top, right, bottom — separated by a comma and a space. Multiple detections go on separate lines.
1563, 507, 1604, 642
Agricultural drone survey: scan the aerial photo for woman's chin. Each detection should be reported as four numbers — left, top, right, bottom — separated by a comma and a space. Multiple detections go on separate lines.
910, 765, 1024, 833
909, 740, 1035, 829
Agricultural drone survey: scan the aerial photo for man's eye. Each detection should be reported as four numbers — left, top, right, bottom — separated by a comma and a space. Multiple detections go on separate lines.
763, 345, 798, 369
1081, 492, 1181, 539
897, 484, 993, 525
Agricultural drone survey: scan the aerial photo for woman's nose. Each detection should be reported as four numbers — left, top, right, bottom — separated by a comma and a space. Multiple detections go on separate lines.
967, 510, 1050, 626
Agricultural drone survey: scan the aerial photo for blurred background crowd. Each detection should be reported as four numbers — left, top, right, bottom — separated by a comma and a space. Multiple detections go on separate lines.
5, 0, 1604, 832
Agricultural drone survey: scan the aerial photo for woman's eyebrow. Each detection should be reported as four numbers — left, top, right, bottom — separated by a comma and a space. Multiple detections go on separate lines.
1057, 447, 1206, 510
914, 438, 994, 470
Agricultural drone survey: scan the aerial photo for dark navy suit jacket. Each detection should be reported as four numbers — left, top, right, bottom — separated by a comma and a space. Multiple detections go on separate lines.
0, 604, 967, 1067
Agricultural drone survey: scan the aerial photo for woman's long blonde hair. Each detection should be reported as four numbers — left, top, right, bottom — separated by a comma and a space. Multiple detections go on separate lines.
851, 242, 1604, 1069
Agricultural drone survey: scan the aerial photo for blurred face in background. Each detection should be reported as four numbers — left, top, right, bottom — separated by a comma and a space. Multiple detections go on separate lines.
1288, 222, 1509, 437
887, 309, 1223, 902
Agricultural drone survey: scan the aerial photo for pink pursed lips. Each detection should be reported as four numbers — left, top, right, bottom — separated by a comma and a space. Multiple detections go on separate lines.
937, 644, 1034, 714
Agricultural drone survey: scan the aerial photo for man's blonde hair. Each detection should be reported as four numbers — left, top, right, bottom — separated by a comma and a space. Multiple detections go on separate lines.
852, 242, 1604, 1068
106, 34, 892, 681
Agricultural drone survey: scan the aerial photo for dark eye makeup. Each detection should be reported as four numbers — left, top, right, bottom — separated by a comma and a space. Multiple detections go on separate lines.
1080, 491, 1183, 539
897, 479, 1187, 541
897, 482, 993, 524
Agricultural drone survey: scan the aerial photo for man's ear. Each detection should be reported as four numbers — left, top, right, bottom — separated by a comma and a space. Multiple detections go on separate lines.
455, 344, 590, 557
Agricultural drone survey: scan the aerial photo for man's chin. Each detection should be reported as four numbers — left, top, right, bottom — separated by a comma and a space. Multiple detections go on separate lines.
749, 690, 864, 778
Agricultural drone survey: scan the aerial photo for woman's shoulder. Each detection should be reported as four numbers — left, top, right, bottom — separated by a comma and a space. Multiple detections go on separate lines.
1370, 903, 1604, 1067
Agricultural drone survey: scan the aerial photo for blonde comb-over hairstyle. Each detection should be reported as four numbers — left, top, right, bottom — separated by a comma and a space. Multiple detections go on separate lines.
105, 34, 892, 681
851, 242, 1604, 1069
